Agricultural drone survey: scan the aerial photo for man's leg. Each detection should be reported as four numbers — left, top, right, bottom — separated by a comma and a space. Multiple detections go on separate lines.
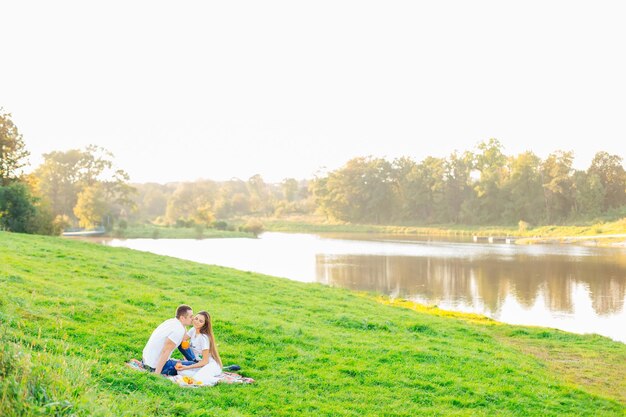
161, 359, 179, 376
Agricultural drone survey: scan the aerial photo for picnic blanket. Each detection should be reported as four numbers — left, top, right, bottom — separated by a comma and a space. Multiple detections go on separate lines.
126, 359, 255, 387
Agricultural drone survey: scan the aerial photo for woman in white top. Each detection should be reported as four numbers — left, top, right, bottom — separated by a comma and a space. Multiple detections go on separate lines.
174, 311, 223, 385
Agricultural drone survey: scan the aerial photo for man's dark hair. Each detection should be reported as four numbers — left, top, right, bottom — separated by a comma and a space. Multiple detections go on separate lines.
176, 304, 192, 318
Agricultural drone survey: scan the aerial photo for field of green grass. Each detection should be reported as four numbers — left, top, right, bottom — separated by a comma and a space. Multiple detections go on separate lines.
1, 231, 625, 416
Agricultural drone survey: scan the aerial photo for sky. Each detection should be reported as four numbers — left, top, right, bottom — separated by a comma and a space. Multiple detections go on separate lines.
2, 1, 625, 184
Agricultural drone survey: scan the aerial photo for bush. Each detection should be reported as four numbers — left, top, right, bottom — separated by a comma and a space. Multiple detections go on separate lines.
240, 219, 264, 236
212, 220, 228, 230
518, 220, 529, 233
174, 218, 196, 228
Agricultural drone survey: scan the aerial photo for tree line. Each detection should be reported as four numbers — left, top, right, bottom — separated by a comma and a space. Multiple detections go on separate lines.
311, 139, 626, 225
96, 139, 626, 229
2, 108, 625, 234
0, 109, 313, 233
130, 175, 312, 228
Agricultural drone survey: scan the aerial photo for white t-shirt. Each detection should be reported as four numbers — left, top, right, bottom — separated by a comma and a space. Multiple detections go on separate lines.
142, 318, 185, 368
187, 327, 210, 359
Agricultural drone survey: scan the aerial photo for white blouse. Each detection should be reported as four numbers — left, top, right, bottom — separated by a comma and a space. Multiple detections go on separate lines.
187, 327, 209, 359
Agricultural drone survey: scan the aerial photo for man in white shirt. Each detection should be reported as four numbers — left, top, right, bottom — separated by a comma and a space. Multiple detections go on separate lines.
142, 304, 194, 375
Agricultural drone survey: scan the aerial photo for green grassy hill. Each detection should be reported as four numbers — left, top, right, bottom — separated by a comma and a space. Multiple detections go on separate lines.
1, 231, 624, 416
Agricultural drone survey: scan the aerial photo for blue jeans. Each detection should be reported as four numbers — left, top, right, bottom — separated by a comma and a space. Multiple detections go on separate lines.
159, 345, 198, 376
161, 359, 178, 376
161, 359, 197, 375
178, 345, 198, 362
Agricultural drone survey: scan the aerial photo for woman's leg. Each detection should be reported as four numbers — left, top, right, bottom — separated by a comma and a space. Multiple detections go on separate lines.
192, 358, 222, 385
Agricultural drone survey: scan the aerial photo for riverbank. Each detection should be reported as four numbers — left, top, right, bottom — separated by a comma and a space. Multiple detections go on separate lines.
260, 216, 626, 246
1, 231, 624, 416
105, 224, 254, 239
105, 217, 626, 245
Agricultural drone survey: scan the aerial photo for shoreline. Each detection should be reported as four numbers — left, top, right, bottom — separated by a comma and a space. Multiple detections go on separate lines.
90, 216, 626, 245
259, 217, 626, 246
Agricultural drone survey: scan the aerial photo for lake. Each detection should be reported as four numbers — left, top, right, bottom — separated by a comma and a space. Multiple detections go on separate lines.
103, 232, 626, 343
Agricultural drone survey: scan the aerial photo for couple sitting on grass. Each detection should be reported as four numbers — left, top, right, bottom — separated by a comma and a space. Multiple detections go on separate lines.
141, 304, 233, 385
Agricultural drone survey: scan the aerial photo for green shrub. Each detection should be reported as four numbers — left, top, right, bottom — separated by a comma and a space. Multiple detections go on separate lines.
213, 220, 228, 230
240, 219, 264, 236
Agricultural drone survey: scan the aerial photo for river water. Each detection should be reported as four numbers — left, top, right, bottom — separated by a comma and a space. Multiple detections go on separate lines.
103, 232, 626, 343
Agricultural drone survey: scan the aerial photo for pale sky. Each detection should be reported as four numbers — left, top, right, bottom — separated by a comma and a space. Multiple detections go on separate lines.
2, 1, 625, 183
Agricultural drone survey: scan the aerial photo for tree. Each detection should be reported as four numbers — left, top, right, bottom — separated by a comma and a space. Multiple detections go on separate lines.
133, 183, 170, 220
416, 156, 447, 222
281, 178, 299, 202
31, 145, 133, 222
390, 157, 418, 221
247, 174, 274, 215
473, 139, 508, 223
587, 151, 626, 210
165, 180, 218, 225
571, 170, 603, 218
541, 151, 575, 222
102, 169, 137, 223
442, 151, 474, 223
71, 169, 138, 230
74, 183, 108, 228
502, 151, 545, 224
213, 179, 251, 218
0, 108, 30, 185
32, 149, 85, 217
0, 182, 37, 232
314, 157, 395, 223
392, 156, 446, 223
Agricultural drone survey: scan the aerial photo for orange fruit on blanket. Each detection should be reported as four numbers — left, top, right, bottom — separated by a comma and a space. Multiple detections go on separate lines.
181, 341, 190, 349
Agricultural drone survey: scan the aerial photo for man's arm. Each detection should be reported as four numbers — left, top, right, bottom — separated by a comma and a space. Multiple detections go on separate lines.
154, 338, 177, 375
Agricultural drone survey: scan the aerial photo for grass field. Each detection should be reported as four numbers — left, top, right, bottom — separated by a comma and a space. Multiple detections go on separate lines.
1, 231, 625, 416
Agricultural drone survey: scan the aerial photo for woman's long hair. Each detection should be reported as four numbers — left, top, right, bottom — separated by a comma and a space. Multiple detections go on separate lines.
197, 311, 222, 367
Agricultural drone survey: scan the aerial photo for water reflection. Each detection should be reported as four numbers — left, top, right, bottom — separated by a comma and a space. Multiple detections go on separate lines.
316, 253, 626, 316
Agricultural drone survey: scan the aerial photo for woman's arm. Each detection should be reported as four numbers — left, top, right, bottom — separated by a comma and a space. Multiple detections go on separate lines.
179, 349, 209, 370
